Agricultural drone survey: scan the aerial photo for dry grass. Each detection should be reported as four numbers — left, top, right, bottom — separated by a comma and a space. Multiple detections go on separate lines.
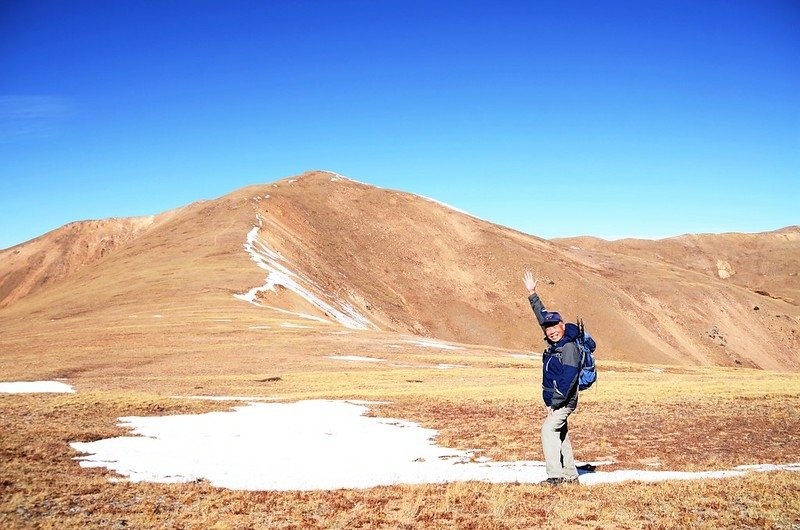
373, 394, 800, 470
2, 336, 800, 529
2, 388, 799, 530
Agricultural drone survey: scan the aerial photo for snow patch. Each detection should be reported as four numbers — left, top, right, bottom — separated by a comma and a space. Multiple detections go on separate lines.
416, 194, 505, 228
234, 221, 378, 331
419, 196, 474, 217
321, 169, 514, 233
70, 401, 800, 492
321, 171, 373, 187
260, 304, 330, 323
405, 339, 464, 350
0, 381, 76, 394
735, 463, 800, 472
317, 172, 486, 225
579, 469, 746, 484
71, 400, 549, 491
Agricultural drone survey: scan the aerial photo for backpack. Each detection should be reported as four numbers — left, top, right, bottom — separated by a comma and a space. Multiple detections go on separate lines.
575, 318, 597, 391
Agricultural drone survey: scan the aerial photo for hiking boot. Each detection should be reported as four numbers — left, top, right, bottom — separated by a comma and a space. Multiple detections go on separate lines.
561, 477, 580, 485
539, 477, 562, 486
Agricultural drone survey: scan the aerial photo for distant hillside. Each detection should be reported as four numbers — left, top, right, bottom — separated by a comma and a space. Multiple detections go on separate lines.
553, 227, 800, 306
1, 170, 798, 370
0, 217, 158, 309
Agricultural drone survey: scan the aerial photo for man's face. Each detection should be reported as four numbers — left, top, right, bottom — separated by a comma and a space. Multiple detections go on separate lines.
544, 321, 565, 342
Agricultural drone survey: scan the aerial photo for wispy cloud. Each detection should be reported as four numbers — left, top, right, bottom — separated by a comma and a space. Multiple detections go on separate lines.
0, 95, 74, 142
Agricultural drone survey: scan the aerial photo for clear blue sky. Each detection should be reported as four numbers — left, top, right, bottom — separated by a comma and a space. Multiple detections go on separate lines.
1, 1, 798, 250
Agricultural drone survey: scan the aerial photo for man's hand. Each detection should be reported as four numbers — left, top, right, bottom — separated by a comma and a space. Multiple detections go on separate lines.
545, 406, 554, 417
523, 271, 538, 295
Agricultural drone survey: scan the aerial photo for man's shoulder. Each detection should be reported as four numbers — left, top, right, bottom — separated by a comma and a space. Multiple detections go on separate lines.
560, 341, 580, 352
558, 341, 582, 364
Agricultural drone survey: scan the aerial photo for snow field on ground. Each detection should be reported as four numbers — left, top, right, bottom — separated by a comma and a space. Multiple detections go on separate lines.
0, 381, 76, 393
70, 400, 800, 492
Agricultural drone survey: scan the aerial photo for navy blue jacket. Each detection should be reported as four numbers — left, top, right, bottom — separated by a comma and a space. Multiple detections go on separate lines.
528, 294, 582, 409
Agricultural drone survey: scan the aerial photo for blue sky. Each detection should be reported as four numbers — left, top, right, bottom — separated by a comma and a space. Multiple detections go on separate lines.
1, 1, 798, 249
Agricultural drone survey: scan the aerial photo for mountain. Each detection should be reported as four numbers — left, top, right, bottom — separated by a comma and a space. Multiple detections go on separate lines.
553, 228, 800, 306
1, 170, 798, 371
0, 217, 158, 309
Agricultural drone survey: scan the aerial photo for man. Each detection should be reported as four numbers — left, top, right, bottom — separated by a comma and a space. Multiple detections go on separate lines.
522, 271, 582, 486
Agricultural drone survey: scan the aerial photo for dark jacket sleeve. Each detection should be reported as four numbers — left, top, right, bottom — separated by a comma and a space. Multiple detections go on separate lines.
528, 294, 547, 328
544, 342, 582, 409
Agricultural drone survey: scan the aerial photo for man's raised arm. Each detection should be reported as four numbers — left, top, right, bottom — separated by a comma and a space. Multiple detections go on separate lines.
523, 271, 547, 327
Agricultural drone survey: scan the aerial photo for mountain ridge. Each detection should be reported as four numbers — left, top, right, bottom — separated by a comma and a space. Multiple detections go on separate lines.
1, 170, 798, 371
553, 226, 800, 306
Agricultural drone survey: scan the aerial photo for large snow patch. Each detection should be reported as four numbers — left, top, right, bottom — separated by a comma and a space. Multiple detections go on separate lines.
70, 400, 800, 491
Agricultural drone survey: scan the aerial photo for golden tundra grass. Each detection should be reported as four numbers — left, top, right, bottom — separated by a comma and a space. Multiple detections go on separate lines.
2, 318, 800, 528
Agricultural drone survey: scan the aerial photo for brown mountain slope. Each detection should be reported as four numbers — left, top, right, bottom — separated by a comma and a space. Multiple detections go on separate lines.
1, 170, 798, 372
553, 228, 800, 306
0, 217, 159, 309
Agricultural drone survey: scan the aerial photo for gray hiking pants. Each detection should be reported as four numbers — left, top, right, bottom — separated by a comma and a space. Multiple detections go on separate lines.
541, 406, 578, 480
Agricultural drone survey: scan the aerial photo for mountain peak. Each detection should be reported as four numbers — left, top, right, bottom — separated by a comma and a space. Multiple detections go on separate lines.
2, 171, 798, 371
